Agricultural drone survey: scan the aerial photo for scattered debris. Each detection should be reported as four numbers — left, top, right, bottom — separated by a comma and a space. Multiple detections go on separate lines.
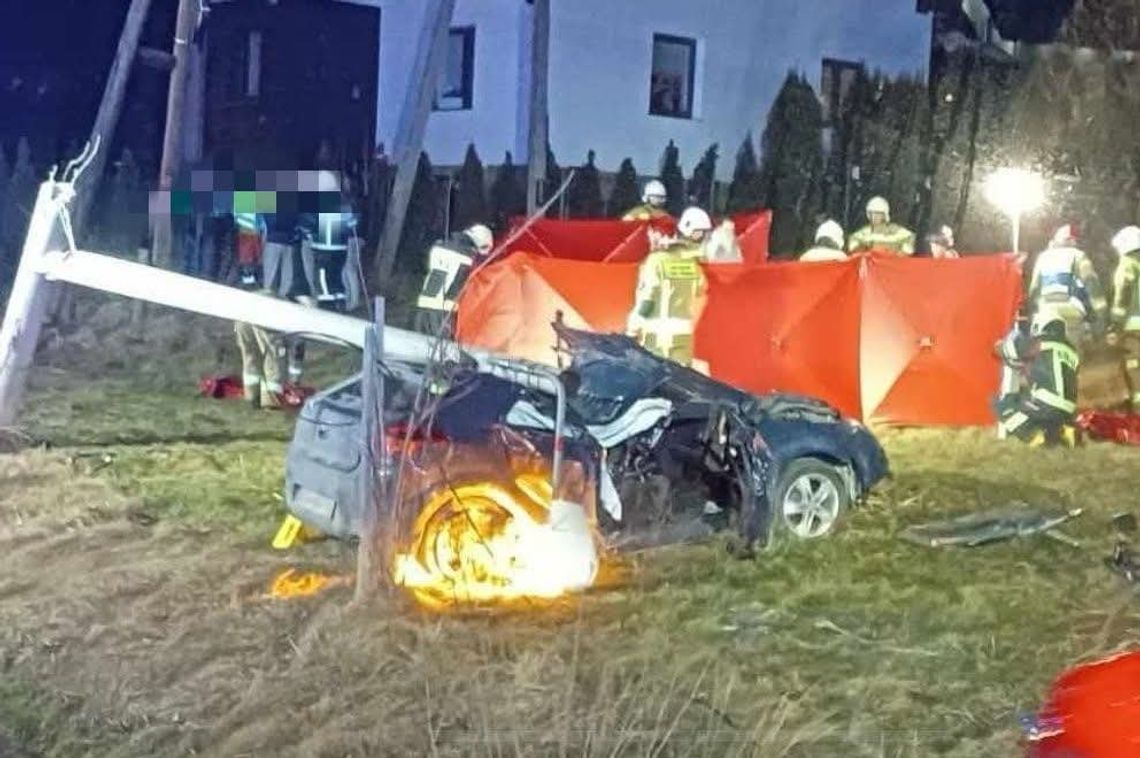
1105, 543, 1139, 584
900, 505, 1084, 548
264, 568, 352, 600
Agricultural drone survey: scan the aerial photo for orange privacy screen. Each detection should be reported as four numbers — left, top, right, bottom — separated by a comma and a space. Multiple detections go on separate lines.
502, 211, 771, 265
457, 252, 1022, 426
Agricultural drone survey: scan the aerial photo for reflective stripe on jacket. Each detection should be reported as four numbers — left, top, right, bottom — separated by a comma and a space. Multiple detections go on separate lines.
417, 244, 476, 312
1029, 339, 1080, 414
847, 223, 915, 255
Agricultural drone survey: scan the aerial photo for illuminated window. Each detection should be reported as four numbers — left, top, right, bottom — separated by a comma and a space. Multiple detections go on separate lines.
649, 34, 696, 120
245, 30, 262, 98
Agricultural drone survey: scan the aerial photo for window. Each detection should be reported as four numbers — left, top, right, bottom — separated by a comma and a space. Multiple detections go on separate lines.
649, 34, 696, 119
435, 27, 475, 111
820, 57, 862, 126
244, 30, 262, 98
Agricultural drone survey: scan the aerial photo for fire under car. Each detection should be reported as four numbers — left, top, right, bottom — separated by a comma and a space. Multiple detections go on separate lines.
283, 325, 889, 569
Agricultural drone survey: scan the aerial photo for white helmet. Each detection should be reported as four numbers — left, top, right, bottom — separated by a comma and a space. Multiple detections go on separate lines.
465, 224, 494, 255
642, 179, 667, 205
678, 207, 713, 239
1031, 312, 1066, 339
815, 220, 845, 248
866, 196, 890, 221
1112, 226, 1140, 257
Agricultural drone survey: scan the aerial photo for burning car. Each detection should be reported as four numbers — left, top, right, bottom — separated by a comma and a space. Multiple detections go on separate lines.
284, 325, 887, 582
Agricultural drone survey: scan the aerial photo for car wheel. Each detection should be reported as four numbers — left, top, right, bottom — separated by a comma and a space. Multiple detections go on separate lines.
775, 459, 848, 539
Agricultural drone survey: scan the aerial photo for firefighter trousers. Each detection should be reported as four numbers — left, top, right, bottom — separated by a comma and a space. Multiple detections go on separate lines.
996, 395, 1075, 447
234, 322, 283, 402
1121, 334, 1140, 412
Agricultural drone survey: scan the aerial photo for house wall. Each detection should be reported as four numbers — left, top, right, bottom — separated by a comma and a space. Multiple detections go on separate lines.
367, 0, 529, 167
350, 0, 930, 179
546, 0, 932, 181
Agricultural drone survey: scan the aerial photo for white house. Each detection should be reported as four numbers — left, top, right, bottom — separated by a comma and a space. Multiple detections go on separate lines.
204, 0, 932, 180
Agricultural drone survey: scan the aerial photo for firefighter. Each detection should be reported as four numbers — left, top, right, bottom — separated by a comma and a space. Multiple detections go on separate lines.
1028, 224, 1107, 347
262, 196, 313, 386
622, 180, 672, 222
928, 225, 959, 259
230, 201, 286, 409
296, 170, 365, 314
848, 196, 916, 255
625, 207, 709, 366
995, 313, 1080, 447
414, 223, 495, 335
1109, 225, 1140, 412
800, 220, 848, 262
704, 218, 743, 263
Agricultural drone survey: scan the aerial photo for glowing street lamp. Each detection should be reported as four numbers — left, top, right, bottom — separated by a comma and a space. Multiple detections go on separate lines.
984, 168, 1046, 254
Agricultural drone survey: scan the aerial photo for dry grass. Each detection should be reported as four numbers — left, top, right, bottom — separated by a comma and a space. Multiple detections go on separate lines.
1, 296, 1139, 756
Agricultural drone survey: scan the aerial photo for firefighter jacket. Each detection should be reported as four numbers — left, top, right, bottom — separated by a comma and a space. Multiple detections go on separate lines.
622, 204, 673, 222
1029, 245, 1107, 323
234, 212, 267, 288
296, 209, 364, 311
626, 244, 706, 339
417, 234, 481, 314
847, 223, 916, 255
1026, 337, 1080, 416
799, 246, 848, 262
1112, 252, 1140, 333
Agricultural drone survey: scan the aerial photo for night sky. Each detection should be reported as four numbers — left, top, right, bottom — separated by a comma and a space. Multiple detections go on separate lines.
0, 0, 176, 168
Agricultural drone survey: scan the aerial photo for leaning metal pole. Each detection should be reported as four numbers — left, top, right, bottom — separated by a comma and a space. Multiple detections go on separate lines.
0, 180, 567, 430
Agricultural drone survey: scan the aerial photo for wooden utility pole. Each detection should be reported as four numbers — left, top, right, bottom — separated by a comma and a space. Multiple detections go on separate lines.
71, 0, 154, 236
373, 0, 457, 286
151, 0, 201, 269
526, 0, 551, 214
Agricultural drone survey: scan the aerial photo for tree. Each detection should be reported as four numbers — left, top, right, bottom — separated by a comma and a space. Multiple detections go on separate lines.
106, 149, 145, 251
759, 73, 824, 255
452, 143, 488, 231
396, 152, 441, 280
4, 138, 35, 251
544, 143, 562, 217
489, 151, 526, 234
610, 158, 641, 217
659, 140, 686, 216
688, 144, 719, 211
726, 135, 763, 213
568, 150, 604, 218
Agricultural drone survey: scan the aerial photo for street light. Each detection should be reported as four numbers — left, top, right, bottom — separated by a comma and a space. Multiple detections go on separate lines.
984, 168, 1046, 254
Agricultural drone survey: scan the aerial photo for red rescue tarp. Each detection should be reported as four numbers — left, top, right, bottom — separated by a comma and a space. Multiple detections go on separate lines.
503, 211, 771, 265
456, 252, 1022, 426
1076, 410, 1140, 445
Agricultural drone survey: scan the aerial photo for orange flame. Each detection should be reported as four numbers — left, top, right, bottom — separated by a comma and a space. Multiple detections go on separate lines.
266, 568, 352, 599
392, 474, 600, 609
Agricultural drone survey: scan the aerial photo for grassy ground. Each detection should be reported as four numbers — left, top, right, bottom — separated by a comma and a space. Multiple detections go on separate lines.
1, 298, 1138, 756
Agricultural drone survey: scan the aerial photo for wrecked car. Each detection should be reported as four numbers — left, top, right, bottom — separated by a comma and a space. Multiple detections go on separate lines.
552, 325, 889, 546
283, 326, 888, 555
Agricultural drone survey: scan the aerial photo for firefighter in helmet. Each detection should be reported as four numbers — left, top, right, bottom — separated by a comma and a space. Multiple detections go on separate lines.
800, 220, 848, 262
1028, 223, 1107, 347
626, 207, 710, 366
414, 223, 495, 336
994, 313, 1081, 447
622, 179, 672, 222
848, 196, 916, 255
1109, 225, 1140, 412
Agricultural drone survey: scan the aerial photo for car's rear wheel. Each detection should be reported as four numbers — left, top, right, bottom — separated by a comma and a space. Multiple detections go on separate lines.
775, 459, 848, 539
